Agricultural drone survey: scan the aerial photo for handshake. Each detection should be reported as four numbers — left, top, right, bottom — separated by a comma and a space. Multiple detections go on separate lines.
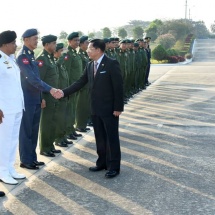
50, 88, 64, 99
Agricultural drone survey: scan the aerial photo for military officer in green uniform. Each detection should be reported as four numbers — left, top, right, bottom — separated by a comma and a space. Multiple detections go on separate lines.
62, 32, 83, 140
53, 43, 71, 146
133, 42, 141, 92
136, 39, 148, 90
75, 36, 91, 132
36, 35, 61, 157
106, 37, 117, 59
116, 39, 128, 103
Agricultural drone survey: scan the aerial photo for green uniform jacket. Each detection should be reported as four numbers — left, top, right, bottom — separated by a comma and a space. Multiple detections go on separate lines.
36, 50, 59, 152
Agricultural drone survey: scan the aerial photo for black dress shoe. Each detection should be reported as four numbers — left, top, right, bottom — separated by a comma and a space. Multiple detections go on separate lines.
89, 166, 107, 172
34, 161, 45, 166
105, 170, 120, 178
87, 122, 93, 126
64, 139, 73, 144
20, 163, 39, 170
40, 152, 55, 157
55, 141, 68, 147
0, 191, 5, 197
66, 134, 77, 140
51, 149, 61, 153
85, 127, 90, 130
73, 131, 82, 137
76, 128, 87, 132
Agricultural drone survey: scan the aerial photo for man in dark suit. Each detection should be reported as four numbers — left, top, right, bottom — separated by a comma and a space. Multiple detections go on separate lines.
55, 39, 124, 178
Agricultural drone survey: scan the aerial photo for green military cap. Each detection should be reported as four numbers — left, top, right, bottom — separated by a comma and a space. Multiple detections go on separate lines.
144, 36, 151, 40
41, 34, 57, 43
130, 39, 135, 43
109, 37, 115, 42
126, 39, 131, 43
119, 39, 127, 44
103, 38, 109, 43
133, 42, 139, 47
56, 43, 64, 51
114, 37, 119, 41
67, 32, 79, 40
80, 35, 88, 43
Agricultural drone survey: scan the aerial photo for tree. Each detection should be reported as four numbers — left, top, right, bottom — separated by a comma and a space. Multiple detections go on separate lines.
132, 26, 144, 39
211, 21, 215, 33
155, 33, 176, 49
88, 32, 95, 39
118, 28, 127, 39
59, 31, 68, 40
157, 19, 194, 40
102, 27, 111, 38
193, 21, 209, 38
152, 44, 167, 61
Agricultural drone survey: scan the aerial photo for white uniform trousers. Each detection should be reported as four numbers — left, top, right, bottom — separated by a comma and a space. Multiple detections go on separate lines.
0, 112, 22, 178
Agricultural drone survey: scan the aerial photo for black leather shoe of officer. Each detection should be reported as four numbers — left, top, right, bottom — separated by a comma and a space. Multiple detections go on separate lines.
105, 170, 120, 178
34, 161, 45, 166
64, 139, 73, 144
105, 170, 119, 178
20, 163, 39, 170
0, 191, 5, 197
55, 141, 68, 147
85, 127, 90, 131
40, 152, 55, 157
66, 134, 77, 140
89, 166, 107, 172
51, 149, 61, 153
76, 128, 87, 132
73, 131, 82, 137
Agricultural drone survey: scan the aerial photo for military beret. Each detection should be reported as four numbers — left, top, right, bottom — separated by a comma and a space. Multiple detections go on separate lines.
67, 32, 79, 40
22, 28, 38, 38
41, 34, 57, 44
56, 43, 64, 51
0, 30, 17, 46
119, 39, 127, 44
108, 37, 115, 42
114, 37, 119, 41
80, 35, 88, 43
103, 38, 109, 43
133, 42, 139, 47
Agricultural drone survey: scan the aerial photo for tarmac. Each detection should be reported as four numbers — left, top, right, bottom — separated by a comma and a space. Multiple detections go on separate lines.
0, 39, 215, 215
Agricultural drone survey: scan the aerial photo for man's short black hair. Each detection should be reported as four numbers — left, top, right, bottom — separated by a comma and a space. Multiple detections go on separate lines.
90, 39, 105, 52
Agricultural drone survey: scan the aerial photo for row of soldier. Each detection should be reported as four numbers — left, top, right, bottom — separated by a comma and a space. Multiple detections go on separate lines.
0, 29, 151, 186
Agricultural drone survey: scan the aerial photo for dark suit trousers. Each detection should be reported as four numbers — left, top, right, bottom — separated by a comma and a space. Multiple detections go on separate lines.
92, 114, 121, 171
19, 104, 41, 164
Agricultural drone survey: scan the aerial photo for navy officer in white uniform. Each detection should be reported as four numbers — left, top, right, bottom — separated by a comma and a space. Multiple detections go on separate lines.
0, 30, 26, 185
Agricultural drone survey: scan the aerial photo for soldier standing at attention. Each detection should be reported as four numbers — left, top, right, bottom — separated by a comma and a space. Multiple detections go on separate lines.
116, 39, 128, 104
36, 35, 61, 157
62, 32, 83, 140
75, 36, 91, 132
0, 30, 25, 185
144, 37, 152, 86
53, 43, 71, 146
17, 29, 57, 169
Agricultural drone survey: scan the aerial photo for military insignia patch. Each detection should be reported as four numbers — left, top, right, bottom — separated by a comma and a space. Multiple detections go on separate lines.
22, 58, 30, 64
37, 60, 44, 67
64, 55, 69, 60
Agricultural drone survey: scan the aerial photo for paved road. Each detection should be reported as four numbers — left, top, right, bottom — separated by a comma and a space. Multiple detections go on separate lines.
0, 39, 215, 215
